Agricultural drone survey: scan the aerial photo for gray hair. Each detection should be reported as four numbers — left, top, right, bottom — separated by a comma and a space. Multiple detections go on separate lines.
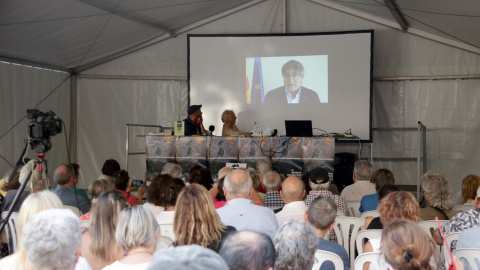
246, 168, 260, 189
354, 160, 372, 181
273, 220, 318, 270
307, 196, 337, 230
147, 245, 229, 270
224, 170, 252, 197
19, 160, 44, 192
219, 231, 275, 270
263, 171, 281, 191
421, 171, 454, 210
256, 159, 272, 174
310, 181, 330, 191
218, 167, 233, 180
161, 163, 183, 178
115, 206, 159, 252
54, 164, 72, 185
22, 209, 81, 270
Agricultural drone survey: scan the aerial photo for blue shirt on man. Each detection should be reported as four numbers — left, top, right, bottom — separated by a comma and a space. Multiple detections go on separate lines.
317, 238, 350, 270
359, 193, 378, 213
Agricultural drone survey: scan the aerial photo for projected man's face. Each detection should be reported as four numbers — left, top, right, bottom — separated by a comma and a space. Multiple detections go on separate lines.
283, 68, 303, 93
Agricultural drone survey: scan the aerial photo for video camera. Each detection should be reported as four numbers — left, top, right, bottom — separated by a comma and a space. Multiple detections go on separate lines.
27, 109, 63, 153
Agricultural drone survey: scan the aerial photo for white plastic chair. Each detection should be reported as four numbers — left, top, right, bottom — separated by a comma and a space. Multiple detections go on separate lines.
443, 232, 461, 263
312, 250, 344, 270
354, 252, 382, 270
1, 212, 20, 253
453, 204, 474, 212
347, 201, 361, 217
159, 223, 175, 240
418, 220, 447, 237
64, 205, 82, 217
453, 248, 480, 270
360, 210, 379, 219
333, 216, 365, 268
355, 229, 382, 254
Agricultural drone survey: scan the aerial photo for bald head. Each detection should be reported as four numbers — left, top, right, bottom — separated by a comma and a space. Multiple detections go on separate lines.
281, 176, 305, 203
221, 110, 235, 124
54, 165, 73, 186
224, 170, 253, 198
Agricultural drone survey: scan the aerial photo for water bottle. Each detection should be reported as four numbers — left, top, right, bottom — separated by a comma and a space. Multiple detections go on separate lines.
253, 122, 259, 132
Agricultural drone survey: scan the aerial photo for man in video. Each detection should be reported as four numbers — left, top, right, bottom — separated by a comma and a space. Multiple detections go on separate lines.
263, 60, 321, 104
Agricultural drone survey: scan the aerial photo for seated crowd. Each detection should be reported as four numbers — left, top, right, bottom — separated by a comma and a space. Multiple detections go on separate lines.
0, 158, 479, 270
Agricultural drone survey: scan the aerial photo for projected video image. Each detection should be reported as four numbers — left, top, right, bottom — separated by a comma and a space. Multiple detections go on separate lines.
246, 55, 328, 104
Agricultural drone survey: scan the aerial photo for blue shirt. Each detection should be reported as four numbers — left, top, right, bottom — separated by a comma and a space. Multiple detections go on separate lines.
183, 117, 200, 136
216, 198, 279, 236
457, 226, 480, 270
359, 193, 378, 213
317, 238, 350, 270
54, 185, 90, 214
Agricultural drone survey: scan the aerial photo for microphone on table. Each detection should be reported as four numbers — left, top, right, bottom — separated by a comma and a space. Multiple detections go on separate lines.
209, 125, 215, 136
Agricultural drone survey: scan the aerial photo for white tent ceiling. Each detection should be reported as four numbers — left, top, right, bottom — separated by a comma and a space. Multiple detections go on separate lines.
1, 0, 479, 73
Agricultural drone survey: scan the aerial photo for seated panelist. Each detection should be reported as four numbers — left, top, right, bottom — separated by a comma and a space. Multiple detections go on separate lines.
221, 110, 251, 137
183, 104, 206, 136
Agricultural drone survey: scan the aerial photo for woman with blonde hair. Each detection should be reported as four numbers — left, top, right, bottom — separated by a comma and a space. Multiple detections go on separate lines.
79, 178, 116, 221
103, 206, 159, 269
173, 184, 235, 252
381, 219, 441, 270
363, 191, 421, 269
461, 174, 480, 205
420, 171, 457, 220
81, 190, 127, 270
0, 190, 79, 269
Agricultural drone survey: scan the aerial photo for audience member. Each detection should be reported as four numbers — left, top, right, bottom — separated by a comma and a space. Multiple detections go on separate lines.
0, 190, 64, 269
101, 159, 121, 177
147, 245, 229, 270
246, 168, 263, 197
307, 196, 350, 270
210, 176, 227, 209
112, 169, 144, 206
3, 160, 45, 212
53, 164, 90, 214
432, 186, 480, 248
151, 177, 185, 239
161, 163, 183, 179
68, 163, 91, 204
275, 176, 307, 225
174, 184, 236, 252
22, 209, 90, 270
1, 171, 20, 195
103, 206, 159, 270
81, 190, 126, 270
189, 167, 214, 190
364, 184, 400, 229
381, 219, 441, 270
273, 219, 318, 270
457, 224, 480, 270
304, 167, 349, 215
303, 165, 339, 195
80, 178, 116, 221
143, 174, 170, 217
461, 174, 480, 205
420, 171, 457, 220
363, 191, 420, 254
255, 159, 272, 193
262, 171, 284, 209
340, 160, 374, 202
359, 168, 395, 213
217, 170, 279, 236
219, 231, 275, 270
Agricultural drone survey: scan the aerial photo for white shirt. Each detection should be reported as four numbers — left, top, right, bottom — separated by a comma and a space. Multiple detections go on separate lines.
285, 87, 302, 103
102, 261, 150, 270
0, 254, 92, 270
275, 201, 307, 225
340, 181, 375, 202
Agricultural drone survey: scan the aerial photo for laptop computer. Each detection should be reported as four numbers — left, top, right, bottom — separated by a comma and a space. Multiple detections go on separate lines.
285, 120, 313, 137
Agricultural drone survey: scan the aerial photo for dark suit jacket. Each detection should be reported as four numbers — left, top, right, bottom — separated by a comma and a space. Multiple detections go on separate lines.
263, 86, 321, 104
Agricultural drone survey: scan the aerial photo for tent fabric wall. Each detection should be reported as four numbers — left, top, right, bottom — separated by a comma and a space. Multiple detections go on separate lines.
0, 62, 71, 182
77, 78, 187, 187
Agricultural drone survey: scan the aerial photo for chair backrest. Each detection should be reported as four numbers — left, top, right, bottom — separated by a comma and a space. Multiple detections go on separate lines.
337, 210, 346, 216
333, 216, 365, 268
347, 201, 361, 217
360, 210, 380, 219
443, 232, 461, 262
453, 248, 480, 270
312, 250, 344, 270
63, 205, 82, 217
158, 235, 174, 247
159, 223, 175, 240
79, 220, 90, 229
355, 229, 383, 254
453, 204, 474, 212
354, 252, 382, 270
1, 212, 20, 253
418, 220, 448, 237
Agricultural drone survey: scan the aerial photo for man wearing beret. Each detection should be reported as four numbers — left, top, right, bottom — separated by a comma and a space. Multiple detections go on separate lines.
183, 104, 205, 136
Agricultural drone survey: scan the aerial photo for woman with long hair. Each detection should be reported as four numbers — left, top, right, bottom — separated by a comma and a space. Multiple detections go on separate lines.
173, 184, 235, 252
461, 174, 480, 205
81, 190, 127, 270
